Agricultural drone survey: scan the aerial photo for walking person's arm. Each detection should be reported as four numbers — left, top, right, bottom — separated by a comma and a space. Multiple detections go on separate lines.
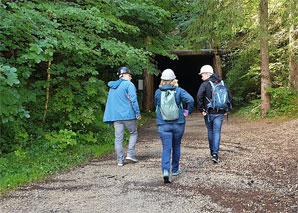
127, 83, 141, 120
180, 88, 194, 115
196, 83, 207, 116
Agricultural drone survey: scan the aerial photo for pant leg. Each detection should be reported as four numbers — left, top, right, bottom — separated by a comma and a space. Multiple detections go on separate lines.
171, 123, 185, 173
123, 119, 138, 157
204, 115, 214, 153
114, 121, 125, 163
158, 124, 173, 172
212, 114, 224, 154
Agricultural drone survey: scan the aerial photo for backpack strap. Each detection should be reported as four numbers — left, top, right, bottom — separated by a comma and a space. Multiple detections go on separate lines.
206, 81, 215, 109
208, 81, 215, 90
174, 87, 184, 109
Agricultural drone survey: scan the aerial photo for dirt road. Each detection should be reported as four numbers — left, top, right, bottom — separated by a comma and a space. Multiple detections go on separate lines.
0, 113, 297, 212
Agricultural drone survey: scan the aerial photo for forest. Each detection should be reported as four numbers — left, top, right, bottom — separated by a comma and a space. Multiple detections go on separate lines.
0, 0, 297, 192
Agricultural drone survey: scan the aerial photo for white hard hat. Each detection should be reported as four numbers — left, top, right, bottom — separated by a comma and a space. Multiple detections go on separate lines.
161, 69, 176, 80
199, 65, 214, 75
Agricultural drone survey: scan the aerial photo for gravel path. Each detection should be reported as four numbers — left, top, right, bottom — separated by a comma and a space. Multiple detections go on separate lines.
0, 113, 297, 212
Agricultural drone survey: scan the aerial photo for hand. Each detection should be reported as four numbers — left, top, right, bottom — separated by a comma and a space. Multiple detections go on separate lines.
202, 112, 207, 116
136, 116, 141, 120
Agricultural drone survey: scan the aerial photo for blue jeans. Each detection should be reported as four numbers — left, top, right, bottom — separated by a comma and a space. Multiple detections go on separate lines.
204, 114, 224, 155
158, 123, 185, 173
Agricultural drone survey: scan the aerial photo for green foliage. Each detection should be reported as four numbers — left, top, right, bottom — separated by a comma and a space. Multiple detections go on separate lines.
237, 99, 261, 119
48, 77, 107, 129
0, 120, 31, 155
45, 129, 77, 151
0, 65, 30, 123
266, 88, 298, 117
183, 0, 255, 49
0, 0, 177, 155
237, 88, 298, 119
223, 45, 261, 106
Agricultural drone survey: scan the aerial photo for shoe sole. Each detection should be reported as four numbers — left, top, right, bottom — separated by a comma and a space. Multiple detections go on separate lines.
172, 173, 182, 176
163, 176, 171, 183
126, 157, 138, 162
212, 159, 219, 163
172, 170, 182, 176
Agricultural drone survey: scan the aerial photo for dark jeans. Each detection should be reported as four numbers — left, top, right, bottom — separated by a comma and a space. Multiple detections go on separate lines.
204, 114, 224, 155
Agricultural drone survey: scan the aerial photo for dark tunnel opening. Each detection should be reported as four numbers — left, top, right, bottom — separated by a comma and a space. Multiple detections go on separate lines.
154, 55, 214, 107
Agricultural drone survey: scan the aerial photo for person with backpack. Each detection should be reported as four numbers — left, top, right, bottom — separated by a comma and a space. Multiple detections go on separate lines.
103, 67, 141, 167
154, 69, 194, 183
196, 65, 232, 163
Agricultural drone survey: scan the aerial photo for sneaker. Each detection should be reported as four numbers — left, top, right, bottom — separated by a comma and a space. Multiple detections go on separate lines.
211, 154, 219, 163
126, 156, 138, 162
163, 170, 171, 183
172, 168, 182, 176
118, 162, 123, 167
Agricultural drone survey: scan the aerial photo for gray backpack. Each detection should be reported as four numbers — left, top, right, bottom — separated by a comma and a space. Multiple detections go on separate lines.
160, 89, 179, 121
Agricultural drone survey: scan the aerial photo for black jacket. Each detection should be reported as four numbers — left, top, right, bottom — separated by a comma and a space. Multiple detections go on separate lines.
196, 74, 232, 114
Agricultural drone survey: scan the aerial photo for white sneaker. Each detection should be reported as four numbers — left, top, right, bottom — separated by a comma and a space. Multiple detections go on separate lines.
172, 168, 182, 176
126, 156, 138, 162
118, 162, 123, 167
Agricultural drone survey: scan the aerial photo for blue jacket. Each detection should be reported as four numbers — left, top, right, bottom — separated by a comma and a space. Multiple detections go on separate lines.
154, 85, 194, 125
103, 79, 140, 125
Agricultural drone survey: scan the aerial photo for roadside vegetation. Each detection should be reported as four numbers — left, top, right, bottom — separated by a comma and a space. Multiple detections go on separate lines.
0, 112, 153, 195
0, 0, 297, 194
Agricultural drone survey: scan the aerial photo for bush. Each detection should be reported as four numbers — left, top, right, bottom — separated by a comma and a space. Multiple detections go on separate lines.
45, 129, 77, 151
266, 88, 298, 117
237, 88, 298, 119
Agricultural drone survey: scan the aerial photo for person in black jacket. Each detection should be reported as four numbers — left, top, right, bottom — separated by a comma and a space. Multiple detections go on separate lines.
196, 65, 232, 163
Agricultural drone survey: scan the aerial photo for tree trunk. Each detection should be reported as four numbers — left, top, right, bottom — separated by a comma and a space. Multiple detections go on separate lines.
42, 0, 56, 127
42, 61, 51, 127
213, 55, 222, 79
288, 1, 298, 89
260, 0, 271, 117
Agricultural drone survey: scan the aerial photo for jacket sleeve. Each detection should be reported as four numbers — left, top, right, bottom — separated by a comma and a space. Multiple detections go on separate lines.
179, 88, 194, 114
154, 89, 160, 108
127, 83, 141, 117
196, 82, 207, 112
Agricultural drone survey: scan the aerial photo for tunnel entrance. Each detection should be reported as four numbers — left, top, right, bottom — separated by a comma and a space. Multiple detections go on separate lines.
154, 55, 213, 105
142, 49, 223, 111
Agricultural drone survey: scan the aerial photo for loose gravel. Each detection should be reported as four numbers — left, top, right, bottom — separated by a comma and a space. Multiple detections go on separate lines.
0, 113, 297, 213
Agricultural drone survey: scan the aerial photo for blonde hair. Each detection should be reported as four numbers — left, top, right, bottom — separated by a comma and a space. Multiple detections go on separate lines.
159, 79, 179, 88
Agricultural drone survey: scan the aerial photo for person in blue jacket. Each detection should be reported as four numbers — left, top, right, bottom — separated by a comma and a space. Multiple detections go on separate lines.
103, 67, 141, 166
197, 65, 232, 163
154, 69, 194, 183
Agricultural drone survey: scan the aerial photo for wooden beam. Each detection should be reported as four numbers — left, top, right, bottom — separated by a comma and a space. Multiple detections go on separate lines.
144, 36, 154, 111
144, 72, 154, 111
169, 49, 225, 56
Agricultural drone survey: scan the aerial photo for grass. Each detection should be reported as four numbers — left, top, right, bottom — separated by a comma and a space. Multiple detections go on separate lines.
236, 89, 298, 120
0, 112, 154, 196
